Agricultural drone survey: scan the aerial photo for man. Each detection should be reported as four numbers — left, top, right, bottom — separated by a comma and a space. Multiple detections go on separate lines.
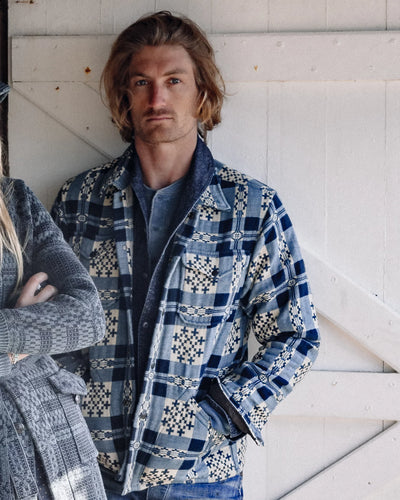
52, 11, 320, 499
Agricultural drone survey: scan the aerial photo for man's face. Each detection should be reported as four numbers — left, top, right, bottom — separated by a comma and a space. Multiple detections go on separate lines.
128, 44, 200, 146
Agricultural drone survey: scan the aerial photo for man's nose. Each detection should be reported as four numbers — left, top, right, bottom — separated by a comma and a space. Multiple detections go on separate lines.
149, 83, 166, 108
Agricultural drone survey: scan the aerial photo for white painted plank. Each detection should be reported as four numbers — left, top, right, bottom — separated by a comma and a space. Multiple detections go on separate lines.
214, 32, 400, 82
13, 82, 124, 158
107, 0, 156, 34
269, 0, 327, 32
366, 475, 400, 500
265, 82, 281, 189
211, 0, 269, 34
8, 0, 154, 36
12, 32, 400, 83
327, 0, 386, 30
155, 0, 212, 33
8, 91, 109, 208
312, 315, 383, 373
281, 423, 400, 500
8, 1, 49, 37
45, 0, 102, 35
209, 82, 268, 183
385, 82, 400, 315
387, 0, 400, 30
11, 36, 113, 83
303, 249, 400, 373
267, 82, 326, 254
275, 371, 400, 420
245, 416, 384, 500
326, 82, 386, 296
8, 0, 394, 37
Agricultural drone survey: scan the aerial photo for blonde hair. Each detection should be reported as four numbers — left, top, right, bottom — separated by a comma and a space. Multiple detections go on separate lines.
0, 177, 24, 292
101, 11, 225, 142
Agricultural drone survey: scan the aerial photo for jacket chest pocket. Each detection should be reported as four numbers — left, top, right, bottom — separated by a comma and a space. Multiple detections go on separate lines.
178, 250, 245, 326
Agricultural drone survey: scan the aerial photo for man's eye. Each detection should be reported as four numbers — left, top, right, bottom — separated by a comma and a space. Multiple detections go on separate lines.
135, 80, 148, 87
169, 78, 181, 84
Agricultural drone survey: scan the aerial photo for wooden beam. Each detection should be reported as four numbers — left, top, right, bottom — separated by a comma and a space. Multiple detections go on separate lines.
11, 32, 400, 84
12, 82, 122, 158
12, 36, 112, 83
281, 422, 400, 499
0, 0, 8, 175
274, 371, 400, 420
303, 249, 400, 373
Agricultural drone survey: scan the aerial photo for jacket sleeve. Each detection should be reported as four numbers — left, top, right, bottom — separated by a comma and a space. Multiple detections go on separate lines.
0, 182, 105, 363
0, 354, 11, 377
216, 193, 320, 445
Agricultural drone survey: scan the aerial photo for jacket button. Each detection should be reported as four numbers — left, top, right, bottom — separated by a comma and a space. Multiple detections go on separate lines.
15, 422, 25, 434
74, 395, 81, 404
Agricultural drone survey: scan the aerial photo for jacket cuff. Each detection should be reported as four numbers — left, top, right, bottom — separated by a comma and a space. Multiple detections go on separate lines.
200, 378, 249, 439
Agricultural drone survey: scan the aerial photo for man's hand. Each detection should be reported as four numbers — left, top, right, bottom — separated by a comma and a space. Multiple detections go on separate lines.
9, 272, 58, 363
15, 272, 58, 308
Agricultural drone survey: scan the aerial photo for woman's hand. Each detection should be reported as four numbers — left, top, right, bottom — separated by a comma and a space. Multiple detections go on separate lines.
9, 272, 59, 363
15, 272, 58, 308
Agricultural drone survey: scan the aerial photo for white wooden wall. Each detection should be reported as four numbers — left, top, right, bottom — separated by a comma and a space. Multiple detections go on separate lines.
7, 2, 400, 499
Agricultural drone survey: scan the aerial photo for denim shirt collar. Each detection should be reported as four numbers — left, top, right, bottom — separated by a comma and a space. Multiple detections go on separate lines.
99, 137, 231, 213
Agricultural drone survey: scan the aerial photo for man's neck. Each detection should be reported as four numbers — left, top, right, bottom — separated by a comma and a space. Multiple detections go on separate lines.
135, 134, 197, 190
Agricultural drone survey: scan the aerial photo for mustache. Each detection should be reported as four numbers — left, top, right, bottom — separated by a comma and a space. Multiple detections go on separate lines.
144, 108, 175, 118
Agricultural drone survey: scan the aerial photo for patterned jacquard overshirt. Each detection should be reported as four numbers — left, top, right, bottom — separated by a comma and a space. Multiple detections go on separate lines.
52, 138, 320, 494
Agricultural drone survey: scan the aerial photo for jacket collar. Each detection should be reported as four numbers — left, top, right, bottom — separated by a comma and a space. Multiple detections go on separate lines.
99, 145, 136, 198
100, 137, 231, 212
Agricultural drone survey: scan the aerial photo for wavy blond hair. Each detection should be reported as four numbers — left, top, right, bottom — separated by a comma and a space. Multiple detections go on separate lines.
101, 11, 225, 142
0, 177, 24, 292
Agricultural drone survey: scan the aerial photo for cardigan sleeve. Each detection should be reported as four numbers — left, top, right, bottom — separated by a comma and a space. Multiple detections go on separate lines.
0, 354, 11, 377
0, 180, 105, 357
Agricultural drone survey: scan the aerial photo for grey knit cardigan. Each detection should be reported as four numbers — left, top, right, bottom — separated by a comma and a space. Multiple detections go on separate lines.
0, 178, 106, 499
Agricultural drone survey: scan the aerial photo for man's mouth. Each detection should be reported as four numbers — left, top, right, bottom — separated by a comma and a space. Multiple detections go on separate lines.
146, 115, 172, 121
145, 109, 174, 122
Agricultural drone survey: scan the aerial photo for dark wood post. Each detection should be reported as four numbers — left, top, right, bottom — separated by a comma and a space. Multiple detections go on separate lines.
0, 0, 8, 176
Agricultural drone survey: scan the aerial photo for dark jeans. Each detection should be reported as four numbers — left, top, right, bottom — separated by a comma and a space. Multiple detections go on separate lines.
105, 475, 243, 499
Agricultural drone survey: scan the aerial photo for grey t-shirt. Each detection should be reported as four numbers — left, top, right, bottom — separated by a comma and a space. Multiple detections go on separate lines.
142, 176, 186, 270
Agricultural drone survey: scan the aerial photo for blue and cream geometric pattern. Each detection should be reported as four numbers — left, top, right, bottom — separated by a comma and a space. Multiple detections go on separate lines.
204, 447, 236, 481
159, 398, 199, 438
223, 319, 242, 355
140, 468, 177, 488
171, 324, 207, 365
252, 309, 280, 342
52, 139, 320, 490
183, 253, 219, 295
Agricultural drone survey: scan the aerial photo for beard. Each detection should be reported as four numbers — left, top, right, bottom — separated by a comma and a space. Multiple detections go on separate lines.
133, 108, 197, 145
